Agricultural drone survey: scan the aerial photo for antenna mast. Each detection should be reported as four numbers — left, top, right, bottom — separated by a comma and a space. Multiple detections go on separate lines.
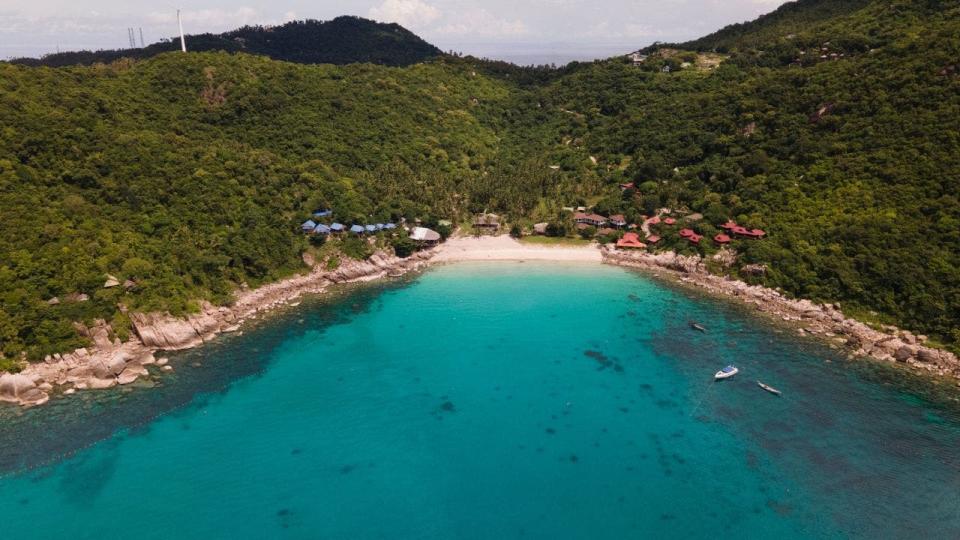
177, 9, 187, 52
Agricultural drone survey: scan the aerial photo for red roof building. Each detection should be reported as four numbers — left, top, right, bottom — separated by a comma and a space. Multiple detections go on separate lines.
714, 233, 732, 244
679, 228, 695, 238
720, 220, 738, 231
688, 233, 703, 245
649, 216, 661, 225
609, 214, 627, 227
663, 217, 676, 225
732, 226, 766, 238
616, 232, 646, 249
646, 235, 660, 244
619, 182, 635, 191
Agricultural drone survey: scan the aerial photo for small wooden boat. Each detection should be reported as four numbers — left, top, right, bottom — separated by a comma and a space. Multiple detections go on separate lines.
715, 365, 738, 380
757, 381, 782, 396
690, 322, 707, 332
387, 272, 405, 278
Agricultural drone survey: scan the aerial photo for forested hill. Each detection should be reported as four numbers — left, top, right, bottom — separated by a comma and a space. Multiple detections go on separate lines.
0, 0, 958, 366
672, 0, 874, 52
9, 17, 443, 68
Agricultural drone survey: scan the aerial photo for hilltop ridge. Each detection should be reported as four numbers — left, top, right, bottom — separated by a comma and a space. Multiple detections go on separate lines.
9, 16, 443, 68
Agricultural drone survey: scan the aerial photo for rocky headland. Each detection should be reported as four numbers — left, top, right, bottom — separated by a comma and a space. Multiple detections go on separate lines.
0, 249, 436, 407
602, 248, 960, 382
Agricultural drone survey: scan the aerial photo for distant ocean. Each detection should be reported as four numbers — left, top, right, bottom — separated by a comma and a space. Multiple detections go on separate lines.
451, 43, 644, 66
0, 262, 958, 539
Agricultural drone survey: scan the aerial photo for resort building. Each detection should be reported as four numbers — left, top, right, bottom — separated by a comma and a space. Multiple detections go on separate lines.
679, 228, 702, 244
301, 219, 317, 232
616, 232, 646, 249
646, 234, 660, 244
410, 226, 441, 246
349, 225, 365, 234
313, 209, 332, 219
574, 212, 608, 227
313, 224, 332, 235
731, 225, 766, 239
714, 233, 731, 245
609, 214, 627, 228
330, 223, 345, 233
473, 213, 500, 231
663, 217, 676, 225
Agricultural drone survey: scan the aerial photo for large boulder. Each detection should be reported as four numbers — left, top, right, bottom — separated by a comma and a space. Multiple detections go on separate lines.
0, 373, 48, 406
916, 349, 939, 364
0, 373, 37, 401
117, 363, 148, 385
894, 346, 915, 363
130, 312, 209, 350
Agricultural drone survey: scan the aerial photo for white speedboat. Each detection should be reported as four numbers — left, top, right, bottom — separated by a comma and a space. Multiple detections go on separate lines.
715, 365, 739, 380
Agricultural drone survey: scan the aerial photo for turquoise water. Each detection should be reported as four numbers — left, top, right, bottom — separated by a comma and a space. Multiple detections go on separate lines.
0, 262, 958, 539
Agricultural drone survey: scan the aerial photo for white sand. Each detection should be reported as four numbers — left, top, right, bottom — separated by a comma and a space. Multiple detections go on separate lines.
433, 235, 603, 262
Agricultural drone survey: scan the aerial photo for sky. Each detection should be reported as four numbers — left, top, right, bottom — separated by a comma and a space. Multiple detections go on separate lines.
0, 0, 789, 63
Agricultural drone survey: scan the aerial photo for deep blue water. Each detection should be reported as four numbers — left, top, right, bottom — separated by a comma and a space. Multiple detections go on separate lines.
0, 262, 958, 539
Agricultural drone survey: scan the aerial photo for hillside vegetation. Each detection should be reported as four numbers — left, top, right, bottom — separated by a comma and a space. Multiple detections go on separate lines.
10, 17, 442, 68
0, 0, 958, 364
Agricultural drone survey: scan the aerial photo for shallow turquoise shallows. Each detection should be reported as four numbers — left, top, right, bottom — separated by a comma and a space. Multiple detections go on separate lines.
1, 262, 958, 539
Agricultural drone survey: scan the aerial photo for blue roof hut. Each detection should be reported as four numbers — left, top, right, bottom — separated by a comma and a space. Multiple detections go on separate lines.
301, 219, 317, 232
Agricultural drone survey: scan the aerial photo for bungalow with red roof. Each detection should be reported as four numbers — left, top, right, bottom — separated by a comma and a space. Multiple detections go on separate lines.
714, 233, 732, 245
616, 232, 646, 249
688, 233, 703, 245
648, 216, 661, 225
609, 214, 627, 228
732, 226, 766, 239
679, 228, 695, 238
663, 217, 676, 225
646, 234, 660, 244
720, 220, 738, 231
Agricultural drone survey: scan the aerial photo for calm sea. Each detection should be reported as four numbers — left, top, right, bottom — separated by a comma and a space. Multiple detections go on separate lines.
0, 262, 957, 539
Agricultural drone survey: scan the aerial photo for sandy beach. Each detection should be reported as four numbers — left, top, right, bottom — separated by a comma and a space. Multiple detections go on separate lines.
434, 235, 603, 262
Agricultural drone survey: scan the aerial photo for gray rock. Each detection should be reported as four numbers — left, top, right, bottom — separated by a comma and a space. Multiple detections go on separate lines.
894, 346, 915, 363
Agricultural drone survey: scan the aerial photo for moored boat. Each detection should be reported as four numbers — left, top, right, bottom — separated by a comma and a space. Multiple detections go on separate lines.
690, 322, 707, 332
757, 381, 782, 396
715, 365, 738, 380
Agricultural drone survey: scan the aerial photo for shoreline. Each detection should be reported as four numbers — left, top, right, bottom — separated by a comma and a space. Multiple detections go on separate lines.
0, 248, 438, 407
600, 248, 960, 384
2, 235, 956, 407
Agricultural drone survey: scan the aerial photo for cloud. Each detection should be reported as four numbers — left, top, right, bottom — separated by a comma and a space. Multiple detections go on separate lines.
432, 9, 530, 38
147, 7, 265, 30
368, 0, 442, 29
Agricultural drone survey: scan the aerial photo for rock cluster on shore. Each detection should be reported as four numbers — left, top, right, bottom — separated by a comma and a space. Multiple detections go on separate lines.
0, 248, 435, 407
602, 248, 960, 381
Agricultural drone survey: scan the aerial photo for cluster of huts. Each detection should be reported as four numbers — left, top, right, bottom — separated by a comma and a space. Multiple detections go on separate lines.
301, 210, 399, 236
300, 210, 441, 246
611, 215, 766, 250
